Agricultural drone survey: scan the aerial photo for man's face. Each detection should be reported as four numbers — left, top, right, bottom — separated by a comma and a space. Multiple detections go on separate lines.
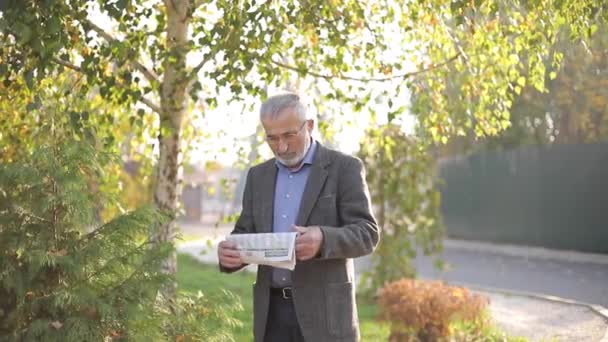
261, 108, 313, 168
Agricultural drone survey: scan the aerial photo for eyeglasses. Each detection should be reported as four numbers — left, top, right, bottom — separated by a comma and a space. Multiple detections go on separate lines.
265, 121, 308, 145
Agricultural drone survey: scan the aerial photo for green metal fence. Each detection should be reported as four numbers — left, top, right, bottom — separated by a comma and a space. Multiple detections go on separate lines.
439, 142, 608, 253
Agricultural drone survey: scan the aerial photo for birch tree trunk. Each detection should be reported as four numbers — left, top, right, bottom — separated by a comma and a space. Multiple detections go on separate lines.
153, 0, 190, 299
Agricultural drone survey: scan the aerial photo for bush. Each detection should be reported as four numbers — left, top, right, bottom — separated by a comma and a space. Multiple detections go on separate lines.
158, 291, 243, 342
0, 135, 242, 341
378, 279, 488, 341
358, 125, 445, 297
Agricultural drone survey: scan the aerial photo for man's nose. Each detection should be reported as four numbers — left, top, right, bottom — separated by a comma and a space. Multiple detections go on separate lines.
277, 140, 289, 153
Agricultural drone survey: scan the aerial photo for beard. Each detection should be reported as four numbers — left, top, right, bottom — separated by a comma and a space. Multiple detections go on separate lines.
276, 136, 311, 168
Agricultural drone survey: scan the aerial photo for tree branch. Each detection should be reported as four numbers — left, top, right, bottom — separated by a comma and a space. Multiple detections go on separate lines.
51, 56, 161, 115
140, 96, 162, 114
270, 53, 462, 82
86, 19, 160, 84
188, 54, 212, 81
13, 205, 53, 224
52, 57, 82, 73
83, 20, 162, 114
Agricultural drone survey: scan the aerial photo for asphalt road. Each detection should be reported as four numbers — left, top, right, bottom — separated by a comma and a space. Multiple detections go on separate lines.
407, 244, 608, 307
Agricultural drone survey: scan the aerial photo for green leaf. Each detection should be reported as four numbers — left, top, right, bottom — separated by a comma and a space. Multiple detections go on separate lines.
47, 17, 62, 35
26, 102, 39, 112
16, 24, 33, 44
25, 70, 34, 89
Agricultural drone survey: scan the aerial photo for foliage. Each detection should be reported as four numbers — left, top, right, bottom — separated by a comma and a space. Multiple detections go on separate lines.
378, 279, 489, 342
155, 290, 243, 342
407, 0, 607, 143
432, 22, 608, 157
2, 1, 604, 146
0, 119, 240, 341
176, 254, 254, 341
1, 0, 606, 303
0, 123, 170, 340
0, 72, 155, 216
488, 23, 608, 148
358, 124, 444, 295
0, 0, 413, 288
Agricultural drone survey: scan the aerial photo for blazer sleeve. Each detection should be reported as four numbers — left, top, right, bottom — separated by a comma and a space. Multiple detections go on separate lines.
318, 156, 380, 259
219, 168, 255, 273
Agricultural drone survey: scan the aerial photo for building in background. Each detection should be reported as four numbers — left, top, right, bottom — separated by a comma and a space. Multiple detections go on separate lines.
180, 163, 244, 225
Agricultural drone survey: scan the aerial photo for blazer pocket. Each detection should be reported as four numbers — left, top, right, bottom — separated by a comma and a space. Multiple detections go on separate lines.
325, 282, 357, 337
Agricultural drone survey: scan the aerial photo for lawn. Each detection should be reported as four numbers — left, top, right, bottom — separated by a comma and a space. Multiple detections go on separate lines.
176, 253, 390, 341
176, 253, 525, 342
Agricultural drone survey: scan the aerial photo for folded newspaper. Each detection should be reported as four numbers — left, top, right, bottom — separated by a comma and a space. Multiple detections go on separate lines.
226, 232, 298, 270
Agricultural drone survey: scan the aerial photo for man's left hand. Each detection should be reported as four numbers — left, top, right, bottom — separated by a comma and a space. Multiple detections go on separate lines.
293, 225, 323, 261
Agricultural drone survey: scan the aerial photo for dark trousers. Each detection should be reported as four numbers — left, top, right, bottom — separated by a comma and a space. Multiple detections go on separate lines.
263, 290, 305, 342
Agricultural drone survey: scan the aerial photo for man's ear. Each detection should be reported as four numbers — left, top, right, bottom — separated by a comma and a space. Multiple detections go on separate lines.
306, 119, 315, 132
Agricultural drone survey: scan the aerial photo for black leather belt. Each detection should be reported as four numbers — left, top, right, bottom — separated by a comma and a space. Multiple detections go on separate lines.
270, 286, 293, 299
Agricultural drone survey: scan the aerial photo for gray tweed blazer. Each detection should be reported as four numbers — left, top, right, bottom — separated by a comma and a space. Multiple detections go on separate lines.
221, 142, 380, 342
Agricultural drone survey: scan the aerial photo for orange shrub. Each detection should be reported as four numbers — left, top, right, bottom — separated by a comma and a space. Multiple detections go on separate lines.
378, 279, 489, 341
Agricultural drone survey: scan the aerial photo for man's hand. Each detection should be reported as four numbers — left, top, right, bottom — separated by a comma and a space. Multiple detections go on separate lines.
218, 240, 244, 269
293, 225, 323, 261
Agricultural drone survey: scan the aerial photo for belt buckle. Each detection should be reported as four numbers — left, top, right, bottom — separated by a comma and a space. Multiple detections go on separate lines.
282, 287, 293, 299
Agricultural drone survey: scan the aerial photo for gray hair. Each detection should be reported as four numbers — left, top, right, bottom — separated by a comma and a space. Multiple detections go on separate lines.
260, 93, 308, 121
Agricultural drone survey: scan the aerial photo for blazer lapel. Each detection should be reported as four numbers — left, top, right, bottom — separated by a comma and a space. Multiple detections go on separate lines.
296, 144, 331, 226
259, 161, 277, 233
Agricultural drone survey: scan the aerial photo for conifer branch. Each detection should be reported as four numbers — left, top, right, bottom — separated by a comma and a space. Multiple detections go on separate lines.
12, 205, 52, 223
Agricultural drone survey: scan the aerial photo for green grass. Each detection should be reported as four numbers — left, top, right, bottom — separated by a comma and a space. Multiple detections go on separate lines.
357, 298, 391, 340
451, 319, 528, 341
176, 254, 525, 342
176, 253, 389, 341
177, 254, 254, 341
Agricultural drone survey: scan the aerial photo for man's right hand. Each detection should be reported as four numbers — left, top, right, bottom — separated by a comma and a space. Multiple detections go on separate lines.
218, 240, 244, 269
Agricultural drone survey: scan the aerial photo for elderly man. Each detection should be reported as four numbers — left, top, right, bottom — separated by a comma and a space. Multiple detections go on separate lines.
217, 93, 379, 342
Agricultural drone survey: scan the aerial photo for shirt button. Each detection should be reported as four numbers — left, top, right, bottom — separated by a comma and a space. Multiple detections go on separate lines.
286, 194, 290, 198
282, 277, 286, 281
289, 175, 293, 179
282, 214, 287, 218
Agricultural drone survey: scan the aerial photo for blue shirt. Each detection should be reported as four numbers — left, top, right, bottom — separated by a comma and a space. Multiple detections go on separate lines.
272, 139, 318, 287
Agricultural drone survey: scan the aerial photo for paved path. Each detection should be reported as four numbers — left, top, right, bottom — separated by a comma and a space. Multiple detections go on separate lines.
477, 290, 607, 341
411, 239, 608, 307
177, 224, 608, 341
357, 240, 608, 341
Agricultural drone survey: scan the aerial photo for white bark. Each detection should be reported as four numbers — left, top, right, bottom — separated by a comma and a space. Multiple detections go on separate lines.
153, 0, 190, 299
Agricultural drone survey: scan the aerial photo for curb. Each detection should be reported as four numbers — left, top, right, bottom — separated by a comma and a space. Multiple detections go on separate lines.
444, 239, 608, 265
447, 281, 608, 342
